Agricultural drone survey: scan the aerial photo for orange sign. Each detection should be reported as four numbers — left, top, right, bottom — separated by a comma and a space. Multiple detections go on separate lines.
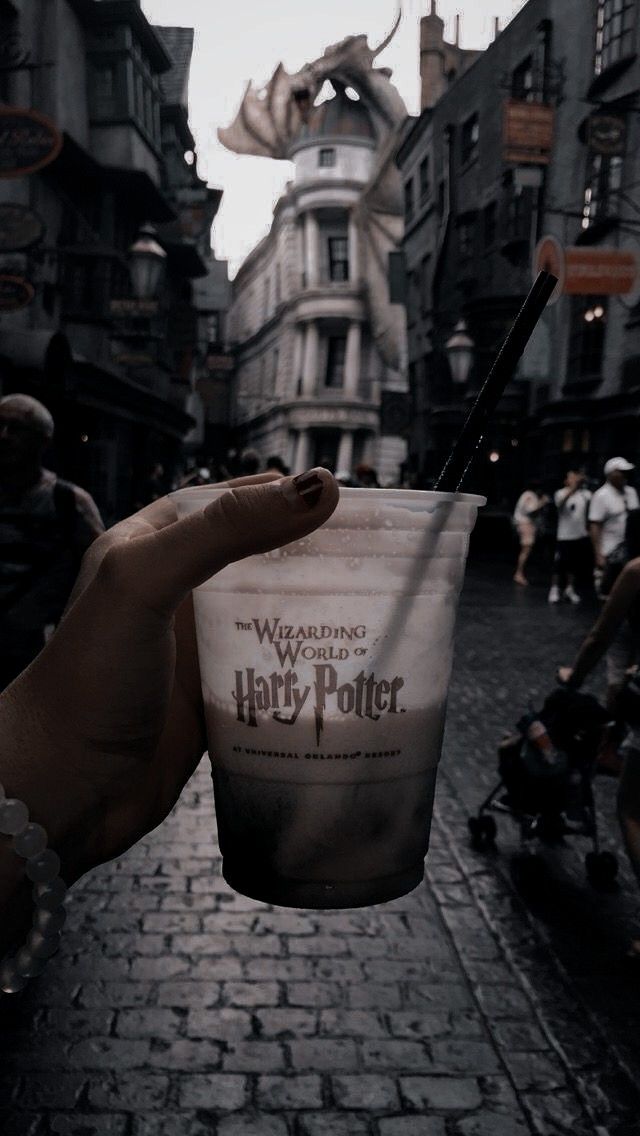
0, 274, 35, 311
503, 100, 554, 165
0, 107, 63, 178
534, 235, 639, 298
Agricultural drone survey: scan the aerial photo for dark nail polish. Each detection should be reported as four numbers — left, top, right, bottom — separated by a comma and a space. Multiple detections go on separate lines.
292, 470, 324, 509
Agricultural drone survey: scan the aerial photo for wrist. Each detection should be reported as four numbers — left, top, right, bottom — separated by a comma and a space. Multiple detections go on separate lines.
0, 679, 90, 889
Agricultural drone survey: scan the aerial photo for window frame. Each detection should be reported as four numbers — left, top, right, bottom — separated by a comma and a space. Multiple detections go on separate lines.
328, 236, 349, 283
594, 0, 636, 76
460, 113, 479, 167
325, 335, 347, 388
318, 147, 336, 168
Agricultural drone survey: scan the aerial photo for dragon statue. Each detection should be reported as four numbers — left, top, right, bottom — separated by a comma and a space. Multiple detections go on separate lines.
218, 12, 408, 370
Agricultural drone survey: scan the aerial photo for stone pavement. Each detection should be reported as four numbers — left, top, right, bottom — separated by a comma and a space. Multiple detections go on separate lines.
1, 563, 640, 1136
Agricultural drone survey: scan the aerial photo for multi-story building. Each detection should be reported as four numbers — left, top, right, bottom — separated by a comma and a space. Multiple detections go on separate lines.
0, 0, 229, 520
221, 27, 409, 483
397, 0, 640, 503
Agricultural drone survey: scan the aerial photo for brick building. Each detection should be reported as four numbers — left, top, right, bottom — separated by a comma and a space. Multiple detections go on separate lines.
397, 0, 640, 504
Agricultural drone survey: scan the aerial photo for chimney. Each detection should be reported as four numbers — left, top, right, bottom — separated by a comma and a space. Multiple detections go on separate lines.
494, 16, 500, 40
420, 0, 446, 109
454, 14, 460, 47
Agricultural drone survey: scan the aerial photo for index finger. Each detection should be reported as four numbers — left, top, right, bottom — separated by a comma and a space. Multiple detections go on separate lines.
135, 472, 282, 532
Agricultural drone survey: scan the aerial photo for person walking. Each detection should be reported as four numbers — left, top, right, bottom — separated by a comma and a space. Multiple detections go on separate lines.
512, 481, 549, 586
589, 457, 638, 597
559, 531, 640, 961
0, 394, 104, 689
548, 469, 592, 605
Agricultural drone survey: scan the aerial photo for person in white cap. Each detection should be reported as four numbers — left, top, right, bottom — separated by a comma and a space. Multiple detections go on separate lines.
589, 458, 638, 594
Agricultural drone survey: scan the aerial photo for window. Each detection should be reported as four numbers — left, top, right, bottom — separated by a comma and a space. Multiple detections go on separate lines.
319, 148, 336, 167
567, 296, 608, 381
206, 312, 221, 346
483, 202, 497, 249
512, 55, 534, 102
325, 336, 347, 387
595, 0, 636, 76
419, 157, 430, 203
328, 237, 349, 282
437, 179, 446, 218
461, 114, 479, 165
404, 178, 415, 222
275, 263, 281, 304
582, 151, 623, 229
505, 187, 533, 243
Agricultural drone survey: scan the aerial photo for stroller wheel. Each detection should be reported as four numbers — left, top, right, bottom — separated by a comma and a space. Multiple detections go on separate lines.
468, 815, 497, 850
585, 850, 618, 888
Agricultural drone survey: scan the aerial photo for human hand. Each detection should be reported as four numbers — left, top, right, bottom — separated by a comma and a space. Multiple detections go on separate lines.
0, 469, 339, 888
557, 666, 574, 685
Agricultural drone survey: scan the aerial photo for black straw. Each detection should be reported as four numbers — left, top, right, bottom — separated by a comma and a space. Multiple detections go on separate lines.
434, 270, 558, 493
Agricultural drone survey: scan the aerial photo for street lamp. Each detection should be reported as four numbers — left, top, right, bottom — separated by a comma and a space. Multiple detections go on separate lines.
445, 319, 475, 384
128, 224, 167, 301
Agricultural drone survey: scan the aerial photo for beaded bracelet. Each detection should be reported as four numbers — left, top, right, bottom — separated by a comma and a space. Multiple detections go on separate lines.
0, 780, 67, 995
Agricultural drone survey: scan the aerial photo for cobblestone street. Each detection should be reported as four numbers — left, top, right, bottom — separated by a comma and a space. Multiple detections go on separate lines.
2, 562, 640, 1136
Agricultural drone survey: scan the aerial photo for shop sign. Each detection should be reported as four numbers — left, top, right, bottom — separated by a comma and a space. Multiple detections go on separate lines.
0, 273, 35, 311
588, 113, 626, 156
534, 235, 638, 299
0, 203, 44, 251
0, 107, 63, 178
503, 100, 554, 165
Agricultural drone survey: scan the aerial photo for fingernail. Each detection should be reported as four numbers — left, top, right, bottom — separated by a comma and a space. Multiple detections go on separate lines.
279, 468, 326, 511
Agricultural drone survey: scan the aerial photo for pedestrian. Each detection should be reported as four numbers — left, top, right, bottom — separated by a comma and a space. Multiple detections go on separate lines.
559, 517, 640, 962
589, 457, 639, 597
239, 448, 261, 476
548, 469, 592, 605
264, 454, 289, 476
512, 480, 549, 586
355, 462, 380, 488
0, 466, 338, 988
0, 394, 104, 690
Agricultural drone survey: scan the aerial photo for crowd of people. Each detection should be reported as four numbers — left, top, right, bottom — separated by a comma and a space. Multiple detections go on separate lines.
512, 456, 638, 604
2, 391, 640, 981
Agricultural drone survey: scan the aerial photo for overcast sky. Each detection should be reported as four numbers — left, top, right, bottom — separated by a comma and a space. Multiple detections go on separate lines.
140, 0, 527, 275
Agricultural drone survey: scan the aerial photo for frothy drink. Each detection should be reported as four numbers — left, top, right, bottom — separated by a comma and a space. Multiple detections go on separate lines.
172, 486, 483, 907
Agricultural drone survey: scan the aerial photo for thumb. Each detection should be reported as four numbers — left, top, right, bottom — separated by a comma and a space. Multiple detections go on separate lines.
108, 468, 339, 614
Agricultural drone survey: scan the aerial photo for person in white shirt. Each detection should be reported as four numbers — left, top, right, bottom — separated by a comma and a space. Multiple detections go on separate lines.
512, 481, 549, 586
548, 469, 592, 605
589, 458, 639, 593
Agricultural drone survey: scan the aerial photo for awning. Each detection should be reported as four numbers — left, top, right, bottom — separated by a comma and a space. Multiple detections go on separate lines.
105, 167, 176, 223
46, 135, 176, 223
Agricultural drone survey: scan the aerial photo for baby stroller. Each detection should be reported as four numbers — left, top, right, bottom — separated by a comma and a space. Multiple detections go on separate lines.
467, 685, 619, 886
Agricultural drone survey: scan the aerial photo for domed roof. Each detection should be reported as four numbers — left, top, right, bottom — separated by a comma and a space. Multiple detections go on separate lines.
292, 82, 376, 150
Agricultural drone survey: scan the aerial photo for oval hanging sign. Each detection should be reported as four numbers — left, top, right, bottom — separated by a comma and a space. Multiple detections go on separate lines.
0, 107, 63, 179
0, 202, 45, 250
0, 274, 35, 311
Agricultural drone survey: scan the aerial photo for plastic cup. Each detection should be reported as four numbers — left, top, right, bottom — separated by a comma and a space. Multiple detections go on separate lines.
172, 485, 484, 908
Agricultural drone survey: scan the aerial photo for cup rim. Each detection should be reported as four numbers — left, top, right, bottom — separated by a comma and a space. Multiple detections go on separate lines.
170, 485, 486, 507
